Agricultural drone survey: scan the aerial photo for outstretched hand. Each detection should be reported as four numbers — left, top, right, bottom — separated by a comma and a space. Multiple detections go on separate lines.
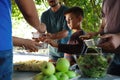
97, 34, 120, 51
44, 39, 58, 48
23, 39, 40, 52
37, 23, 46, 33
80, 32, 99, 40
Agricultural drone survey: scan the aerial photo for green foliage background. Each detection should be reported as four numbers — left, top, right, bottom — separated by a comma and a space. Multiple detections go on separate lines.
12, 0, 103, 32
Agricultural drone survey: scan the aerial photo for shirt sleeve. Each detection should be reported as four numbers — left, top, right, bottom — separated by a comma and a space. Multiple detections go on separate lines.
58, 43, 84, 54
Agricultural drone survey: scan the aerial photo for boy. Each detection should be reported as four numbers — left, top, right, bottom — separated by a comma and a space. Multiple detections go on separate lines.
45, 7, 86, 65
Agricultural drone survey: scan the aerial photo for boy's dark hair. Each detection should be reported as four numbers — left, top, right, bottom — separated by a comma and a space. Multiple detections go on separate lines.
64, 7, 84, 18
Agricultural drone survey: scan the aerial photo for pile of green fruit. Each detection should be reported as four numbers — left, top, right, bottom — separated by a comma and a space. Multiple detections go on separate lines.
33, 58, 77, 80
77, 53, 109, 78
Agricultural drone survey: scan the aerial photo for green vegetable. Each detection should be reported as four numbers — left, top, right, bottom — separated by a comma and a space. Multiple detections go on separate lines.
78, 54, 109, 78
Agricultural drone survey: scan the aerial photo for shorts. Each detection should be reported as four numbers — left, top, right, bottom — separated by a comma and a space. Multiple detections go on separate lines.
0, 49, 13, 80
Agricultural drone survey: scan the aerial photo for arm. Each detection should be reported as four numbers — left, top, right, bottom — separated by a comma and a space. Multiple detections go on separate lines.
15, 0, 46, 33
45, 38, 83, 54
49, 30, 69, 40
13, 36, 40, 52
80, 18, 106, 39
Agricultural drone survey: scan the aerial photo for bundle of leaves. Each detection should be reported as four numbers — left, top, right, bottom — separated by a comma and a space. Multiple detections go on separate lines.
77, 54, 109, 78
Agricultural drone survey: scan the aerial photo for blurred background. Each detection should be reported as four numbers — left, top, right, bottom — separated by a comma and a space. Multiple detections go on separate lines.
12, 0, 103, 39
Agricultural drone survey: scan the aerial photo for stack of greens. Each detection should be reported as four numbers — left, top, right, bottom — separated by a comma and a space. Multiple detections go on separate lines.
77, 53, 109, 78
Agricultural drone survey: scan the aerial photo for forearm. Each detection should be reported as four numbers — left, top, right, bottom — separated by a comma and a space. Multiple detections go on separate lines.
51, 30, 68, 40
13, 36, 25, 47
15, 0, 45, 33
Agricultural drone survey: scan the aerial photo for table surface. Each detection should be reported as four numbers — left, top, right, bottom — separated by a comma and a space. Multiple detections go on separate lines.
13, 51, 120, 80
72, 75, 120, 80
13, 71, 35, 80
13, 71, 120, 80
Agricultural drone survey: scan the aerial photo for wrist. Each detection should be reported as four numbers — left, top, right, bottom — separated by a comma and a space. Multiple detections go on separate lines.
51, 34, 56, 39
36, 23, 46, 33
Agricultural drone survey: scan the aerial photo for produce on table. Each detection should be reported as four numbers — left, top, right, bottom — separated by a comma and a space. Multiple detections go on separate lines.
33, 58, 78, 80
56, 58, 70, 72
66, 70, 77, 79
33, 72, 44, 80
77, 53, 109, 78
41, 61, 55, 75
43, 75, 57, 80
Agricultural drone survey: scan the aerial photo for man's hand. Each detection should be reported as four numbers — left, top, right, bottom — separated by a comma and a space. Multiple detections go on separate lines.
44, 39, 58, 48
80, 32, 99, 40
37, 23, 46, 33
23, 39, 40, 52
98, 34, 120, 51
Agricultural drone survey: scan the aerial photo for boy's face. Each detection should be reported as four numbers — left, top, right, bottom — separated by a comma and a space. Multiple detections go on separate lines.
65, 13, 82, 30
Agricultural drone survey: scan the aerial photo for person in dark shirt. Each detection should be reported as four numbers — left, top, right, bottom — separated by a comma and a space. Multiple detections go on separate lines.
45, 7, 86, 65
41, 0, 72, 62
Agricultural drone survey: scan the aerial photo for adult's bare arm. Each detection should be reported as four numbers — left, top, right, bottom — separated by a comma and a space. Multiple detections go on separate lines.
13, 36, 40, 52
50, 30, 69, 40
15, 0, 46, 33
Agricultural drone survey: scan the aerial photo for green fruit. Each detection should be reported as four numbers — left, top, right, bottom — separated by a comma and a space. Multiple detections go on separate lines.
41, 61, 55, 75
55, 72, 69, 80
55, 72, 63, 79
43, 75, 57, 80
66, 70, 76, 79
56, 58, 70, 72
33, 72, 44, 80
59, 73, 69, 80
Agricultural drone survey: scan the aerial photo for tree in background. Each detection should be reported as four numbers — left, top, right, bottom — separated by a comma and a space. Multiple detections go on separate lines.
12, 0, 102, 32
62, 0, 102, 32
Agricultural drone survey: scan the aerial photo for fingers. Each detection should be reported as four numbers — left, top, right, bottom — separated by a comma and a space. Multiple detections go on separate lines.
38, 33, 52, 42
24, 40, 39, 52
44, 39, 51, 44
79, 34, 91, 40
80, 32, 100, 40
39, 23, 46, 33
30, 42, 40, 52
97, 40, 115, 51
27, 46, 38, 52
79, 33, 95, 40
27, 45, 38, 52
44, 39, 56, 47
100, 34, 113, 39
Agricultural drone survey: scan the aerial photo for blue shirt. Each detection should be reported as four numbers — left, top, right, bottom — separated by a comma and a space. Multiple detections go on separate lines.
0, 0, 12, 50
